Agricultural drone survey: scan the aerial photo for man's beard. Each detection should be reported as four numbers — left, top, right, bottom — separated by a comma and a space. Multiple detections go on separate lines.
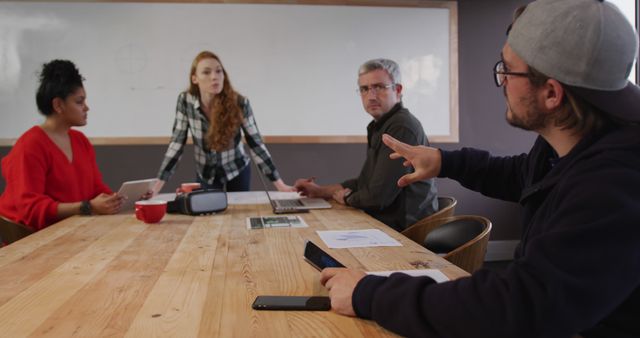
505, 88, 551, 131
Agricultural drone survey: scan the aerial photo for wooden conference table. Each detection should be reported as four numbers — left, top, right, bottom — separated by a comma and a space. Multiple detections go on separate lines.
0, 193, 468, 337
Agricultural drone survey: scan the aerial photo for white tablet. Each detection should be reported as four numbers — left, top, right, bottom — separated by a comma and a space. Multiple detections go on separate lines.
117, 178, 159, 211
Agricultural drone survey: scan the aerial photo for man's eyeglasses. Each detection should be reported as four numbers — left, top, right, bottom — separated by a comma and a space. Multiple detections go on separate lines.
357, 83, 395, 95
493, 60, 530, 87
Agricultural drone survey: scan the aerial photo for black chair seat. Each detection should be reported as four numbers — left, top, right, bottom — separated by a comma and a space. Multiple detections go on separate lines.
423, 219, 485, 254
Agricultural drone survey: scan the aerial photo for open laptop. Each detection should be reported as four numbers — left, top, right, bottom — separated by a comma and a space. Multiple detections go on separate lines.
251, 156, 331, 214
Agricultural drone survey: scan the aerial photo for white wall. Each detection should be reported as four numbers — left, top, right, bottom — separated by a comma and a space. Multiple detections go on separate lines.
608, 0, 638, 84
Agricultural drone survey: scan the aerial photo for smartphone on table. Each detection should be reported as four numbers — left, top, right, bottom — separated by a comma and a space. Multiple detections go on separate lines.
252, 296, 331, 311
303, 240, 345, 271
251, 241, 342, 311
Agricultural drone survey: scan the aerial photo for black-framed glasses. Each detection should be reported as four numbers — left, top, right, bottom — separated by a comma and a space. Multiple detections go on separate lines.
493, 60, 530, 87
357, 83, 395, 95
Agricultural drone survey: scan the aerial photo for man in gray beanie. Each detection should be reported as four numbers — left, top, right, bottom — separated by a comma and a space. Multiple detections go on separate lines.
319, 1, 640, 337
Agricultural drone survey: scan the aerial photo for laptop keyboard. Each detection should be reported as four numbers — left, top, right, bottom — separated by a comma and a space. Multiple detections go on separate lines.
276, 199, 304, 208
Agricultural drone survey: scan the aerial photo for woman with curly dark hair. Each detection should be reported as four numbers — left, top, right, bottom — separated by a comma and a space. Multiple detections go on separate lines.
0, 60, 123, 231
155, 51, 292, 192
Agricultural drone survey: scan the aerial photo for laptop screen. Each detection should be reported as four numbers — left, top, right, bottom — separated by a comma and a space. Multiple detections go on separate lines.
248, 151, 277, 208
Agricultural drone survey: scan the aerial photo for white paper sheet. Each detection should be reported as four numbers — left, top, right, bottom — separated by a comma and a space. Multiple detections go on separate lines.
227, 191, 268, 204
227, 191, 303, 205
317, 229, 402, 249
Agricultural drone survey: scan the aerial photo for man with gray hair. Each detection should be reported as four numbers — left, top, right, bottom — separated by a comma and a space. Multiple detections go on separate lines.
294, 58, 438, 232
320, 1, 640, 337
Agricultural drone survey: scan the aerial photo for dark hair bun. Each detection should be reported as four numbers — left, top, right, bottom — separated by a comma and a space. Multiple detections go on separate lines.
39, 60, 83, 86
35, 59, 85, 116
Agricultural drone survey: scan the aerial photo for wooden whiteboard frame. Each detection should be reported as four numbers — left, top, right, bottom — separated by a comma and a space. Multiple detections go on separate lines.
0, 0, 458, 145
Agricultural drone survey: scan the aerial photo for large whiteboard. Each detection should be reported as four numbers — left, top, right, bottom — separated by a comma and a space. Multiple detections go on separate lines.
0, 1, 458, 144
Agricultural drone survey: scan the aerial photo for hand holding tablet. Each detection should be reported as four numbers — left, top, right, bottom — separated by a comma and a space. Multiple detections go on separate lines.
117, 178, 159, 211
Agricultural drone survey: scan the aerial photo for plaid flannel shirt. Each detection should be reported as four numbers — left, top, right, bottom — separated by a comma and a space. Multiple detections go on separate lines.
157, 92, 280, 185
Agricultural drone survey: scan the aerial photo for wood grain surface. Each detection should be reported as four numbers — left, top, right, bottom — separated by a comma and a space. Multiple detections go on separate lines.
0, 203, 468, 337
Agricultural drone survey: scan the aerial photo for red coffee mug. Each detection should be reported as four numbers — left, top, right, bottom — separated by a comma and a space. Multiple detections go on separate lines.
180, 182, 201, 193
135, 200, 167, 224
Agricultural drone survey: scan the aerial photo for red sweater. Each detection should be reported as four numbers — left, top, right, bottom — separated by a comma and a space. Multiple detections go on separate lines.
0, 126, 112, 231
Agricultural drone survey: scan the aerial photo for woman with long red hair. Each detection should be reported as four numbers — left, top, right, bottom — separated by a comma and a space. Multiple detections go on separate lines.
154, 51, 293, 192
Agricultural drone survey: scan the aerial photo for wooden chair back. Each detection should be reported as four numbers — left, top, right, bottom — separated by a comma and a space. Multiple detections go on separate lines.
404, 195, 457, 232
402, 196, 458, 239
402, 215, 492, 273
0, 216, 34, 246
431, 196, 458, 220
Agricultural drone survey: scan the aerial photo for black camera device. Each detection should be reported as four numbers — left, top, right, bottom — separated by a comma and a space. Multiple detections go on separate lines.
167, 189, 228, 215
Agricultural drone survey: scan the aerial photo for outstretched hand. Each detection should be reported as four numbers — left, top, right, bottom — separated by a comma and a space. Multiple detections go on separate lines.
382, 134, 442, 187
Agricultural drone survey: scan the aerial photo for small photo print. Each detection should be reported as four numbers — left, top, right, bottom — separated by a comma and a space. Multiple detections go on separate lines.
262, 216, 293, 227
246, 216, 308, 229
287, 216, 307, 228
248, 217, 264, 229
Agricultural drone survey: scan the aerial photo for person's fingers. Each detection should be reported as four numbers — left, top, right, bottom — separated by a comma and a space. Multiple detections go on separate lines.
403, 160, 412, 167
389, 152, 404, 160
381, 133, 399, 148
325, 277, 334, 291
109, 197, 123, 212
398, 172, 421, 187
329, 295, 338, 312
320, 268, 341, 286
382, 133, 412, 154
105, 193, 119, 202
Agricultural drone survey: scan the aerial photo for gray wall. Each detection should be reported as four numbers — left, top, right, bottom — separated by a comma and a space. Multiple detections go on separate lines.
0, 0, 532, 241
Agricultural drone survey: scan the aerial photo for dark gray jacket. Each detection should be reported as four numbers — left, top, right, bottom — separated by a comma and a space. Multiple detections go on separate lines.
342, 102, 437, 231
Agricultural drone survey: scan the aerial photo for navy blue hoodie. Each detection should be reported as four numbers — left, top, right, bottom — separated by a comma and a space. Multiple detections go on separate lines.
352, 125, 640, 338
